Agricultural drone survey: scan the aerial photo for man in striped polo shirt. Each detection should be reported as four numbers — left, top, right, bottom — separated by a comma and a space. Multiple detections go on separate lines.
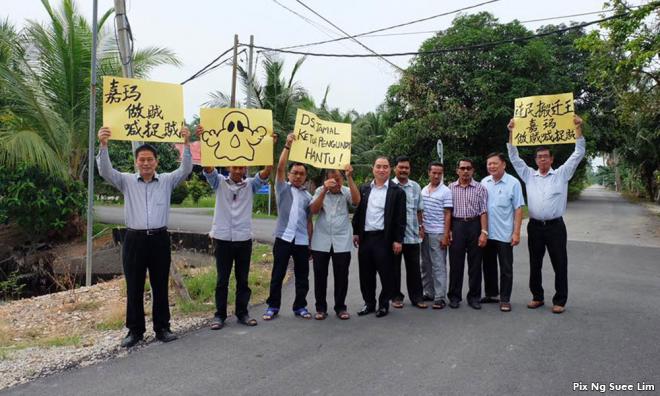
420, 161, 453, 309
447, 158, 489, 310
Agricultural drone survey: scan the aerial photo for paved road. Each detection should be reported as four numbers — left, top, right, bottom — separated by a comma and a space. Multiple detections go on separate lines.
6, 186, 660, 395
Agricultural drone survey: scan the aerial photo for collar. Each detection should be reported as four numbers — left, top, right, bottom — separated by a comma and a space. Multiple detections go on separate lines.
485, 173, 508, 184
391, 177, 412, 186
226, 176, 247, 187
287, 181, 307, 191
371, 179, 389, 189
533, 168, 556, 177
451, 179, 477, 188
137, 172, 159, 182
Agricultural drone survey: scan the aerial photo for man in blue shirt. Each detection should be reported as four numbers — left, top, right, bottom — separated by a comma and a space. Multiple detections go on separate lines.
97, 126, 192, 347
480, 153, 525, 312
263, 133, 313, 320
507, 115, 585, 314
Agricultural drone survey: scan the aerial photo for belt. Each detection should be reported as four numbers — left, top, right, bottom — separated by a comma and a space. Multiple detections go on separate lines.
364, 230, 385, 236
529, 217, 562, 226
126, 226, 168, 236
452, 216, 479, 222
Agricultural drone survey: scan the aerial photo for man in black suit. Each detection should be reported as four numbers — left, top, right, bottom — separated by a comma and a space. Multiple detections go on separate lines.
352, 156, 407, 318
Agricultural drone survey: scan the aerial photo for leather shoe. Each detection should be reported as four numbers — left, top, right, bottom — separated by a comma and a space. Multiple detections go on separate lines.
552, 305, 565, 314
375, 308, 389, 318
468, 301, 482, 310
448, 301, 460, 309
527, 300, 545, 309
120, 332, 143, 348
155, 330, 178, 343
357, 306, 375, 316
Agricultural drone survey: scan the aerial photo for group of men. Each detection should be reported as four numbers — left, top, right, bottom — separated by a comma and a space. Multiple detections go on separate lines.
96, 115, 585, 348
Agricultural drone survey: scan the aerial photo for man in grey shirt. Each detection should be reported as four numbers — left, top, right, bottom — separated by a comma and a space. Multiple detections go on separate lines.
96, 126, 192, 348
309, 165, 360, 320
199, 127, 276, 330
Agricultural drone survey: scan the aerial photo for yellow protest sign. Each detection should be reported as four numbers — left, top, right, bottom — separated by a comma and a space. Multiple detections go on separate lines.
512, 92, 576, 146
289, 109, 351, 169
102, 76, 184, 142
199, 108, 273, 166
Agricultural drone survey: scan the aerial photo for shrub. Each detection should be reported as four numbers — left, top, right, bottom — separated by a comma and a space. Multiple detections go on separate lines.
171, 183, 188, 204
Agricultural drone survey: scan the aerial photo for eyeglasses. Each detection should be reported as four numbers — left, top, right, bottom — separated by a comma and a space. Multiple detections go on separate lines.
458, 166, 473, 171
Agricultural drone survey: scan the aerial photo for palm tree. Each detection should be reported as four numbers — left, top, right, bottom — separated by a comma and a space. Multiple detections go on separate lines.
0, 0, 181, 181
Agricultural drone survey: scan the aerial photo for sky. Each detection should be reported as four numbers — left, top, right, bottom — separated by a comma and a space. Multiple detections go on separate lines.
2, 0, 641, 128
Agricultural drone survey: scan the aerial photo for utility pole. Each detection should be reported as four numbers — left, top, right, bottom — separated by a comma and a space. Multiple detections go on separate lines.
230, 34, 239, 107
246, 35, 254, 109
84, 0, 99, 287
113, 0, 142, 152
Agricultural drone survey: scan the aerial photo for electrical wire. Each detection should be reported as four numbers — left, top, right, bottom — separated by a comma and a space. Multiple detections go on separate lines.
248, 11, 636, 58
279, 0, 501, 50
180, 46, 236, 85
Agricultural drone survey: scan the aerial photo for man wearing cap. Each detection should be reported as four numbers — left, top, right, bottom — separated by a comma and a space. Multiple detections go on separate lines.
97, 126, 192, 347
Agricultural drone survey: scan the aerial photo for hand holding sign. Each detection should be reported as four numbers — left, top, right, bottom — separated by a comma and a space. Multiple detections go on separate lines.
289, 109, 351, 169
102, 76, 184, 143
512, 92, 576, 146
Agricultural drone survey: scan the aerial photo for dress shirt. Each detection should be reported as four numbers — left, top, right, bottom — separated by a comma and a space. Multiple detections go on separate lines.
448, 180, 488, 218
274, 181, 312, 245
205, 170, 268, 241
421, 183, 453, 234
365, 180, 389, 231
96, 146, 192, 229
481, 173, 525, 243
310, 186, 354, 253
507, 137, 585, 220
391, 178, 424, 244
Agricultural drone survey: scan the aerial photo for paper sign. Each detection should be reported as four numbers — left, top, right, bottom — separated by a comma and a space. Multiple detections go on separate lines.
512, 92, 576, 146
289, 109, 351, 169
199, 108, 273, 166
103, 76, 184, 142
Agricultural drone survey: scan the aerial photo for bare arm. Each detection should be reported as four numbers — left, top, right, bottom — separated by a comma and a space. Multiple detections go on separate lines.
441, 208, 452, 247
277, 133, 295, 183
345, 164, 360, 206
309, 187, 327, 215
478, 212, 488, 248
512, 207, 523, 246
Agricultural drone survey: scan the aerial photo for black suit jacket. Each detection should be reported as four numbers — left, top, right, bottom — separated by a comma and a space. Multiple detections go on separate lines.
352, 181, 407, 245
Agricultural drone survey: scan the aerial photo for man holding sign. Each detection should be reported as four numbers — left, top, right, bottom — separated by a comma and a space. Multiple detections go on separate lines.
197, 125, 277, 330
507, 115, 585, 314
96, 126, 192, 347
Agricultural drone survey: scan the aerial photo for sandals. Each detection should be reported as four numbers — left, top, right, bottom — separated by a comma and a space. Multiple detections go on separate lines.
432, 301, 446, 310
392, 300, 404, 309
262, 307, 279, 321
293, 307, 312, 319
414, 302, 428, 309
314, 311, 328, 320
210, 316, 225, 330
337, 311, 350, 320
238, 316, 258, 326
500, 302, 512, 312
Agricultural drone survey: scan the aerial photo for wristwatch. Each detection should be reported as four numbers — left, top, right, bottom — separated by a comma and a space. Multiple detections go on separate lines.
481, 229, 489, 236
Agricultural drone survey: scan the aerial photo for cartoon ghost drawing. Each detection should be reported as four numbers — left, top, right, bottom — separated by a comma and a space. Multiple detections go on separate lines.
202, 111, 268, 161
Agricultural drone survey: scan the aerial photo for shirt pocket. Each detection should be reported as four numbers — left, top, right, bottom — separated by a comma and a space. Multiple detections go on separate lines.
495, 192, 510, 208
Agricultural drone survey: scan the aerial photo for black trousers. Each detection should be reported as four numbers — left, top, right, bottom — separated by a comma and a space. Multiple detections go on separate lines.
311, 248, 351, 314
358, 231, 394, 310
527, 218, 568, 306
392, 243, 424, 304
213, 239, 252, 320
122, 229, 171, 334
266, 238, 309, 311
448, 219, 483, 304
482, 239, 514, 302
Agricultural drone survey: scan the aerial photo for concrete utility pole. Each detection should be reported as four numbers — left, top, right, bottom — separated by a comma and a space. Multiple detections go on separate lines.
85, 0, 99, 287
230, 34, 239, 107
246, 35, 254, 109
113, 0, 142, 152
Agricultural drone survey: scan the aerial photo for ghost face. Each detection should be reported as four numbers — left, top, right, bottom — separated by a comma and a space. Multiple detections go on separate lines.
202, 111, 267, 161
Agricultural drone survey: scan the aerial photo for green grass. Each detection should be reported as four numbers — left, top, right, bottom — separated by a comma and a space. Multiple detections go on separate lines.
175, 242, 273, 315
38, 335, 82, 348
92, 222, 121, 239
95, 318, 124, 331
174, 195, 215, 208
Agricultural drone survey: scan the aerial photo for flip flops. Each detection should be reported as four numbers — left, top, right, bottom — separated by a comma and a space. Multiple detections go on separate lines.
293, 307, 312, 319
262, 307, 279, 321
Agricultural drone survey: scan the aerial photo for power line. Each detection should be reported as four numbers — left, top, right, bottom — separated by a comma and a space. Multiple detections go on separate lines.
279, 0, 501, 50
249, 11, 634, 58
180, 46, 235, 85
336, 7, 638, 39
292, 0, 404, 71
